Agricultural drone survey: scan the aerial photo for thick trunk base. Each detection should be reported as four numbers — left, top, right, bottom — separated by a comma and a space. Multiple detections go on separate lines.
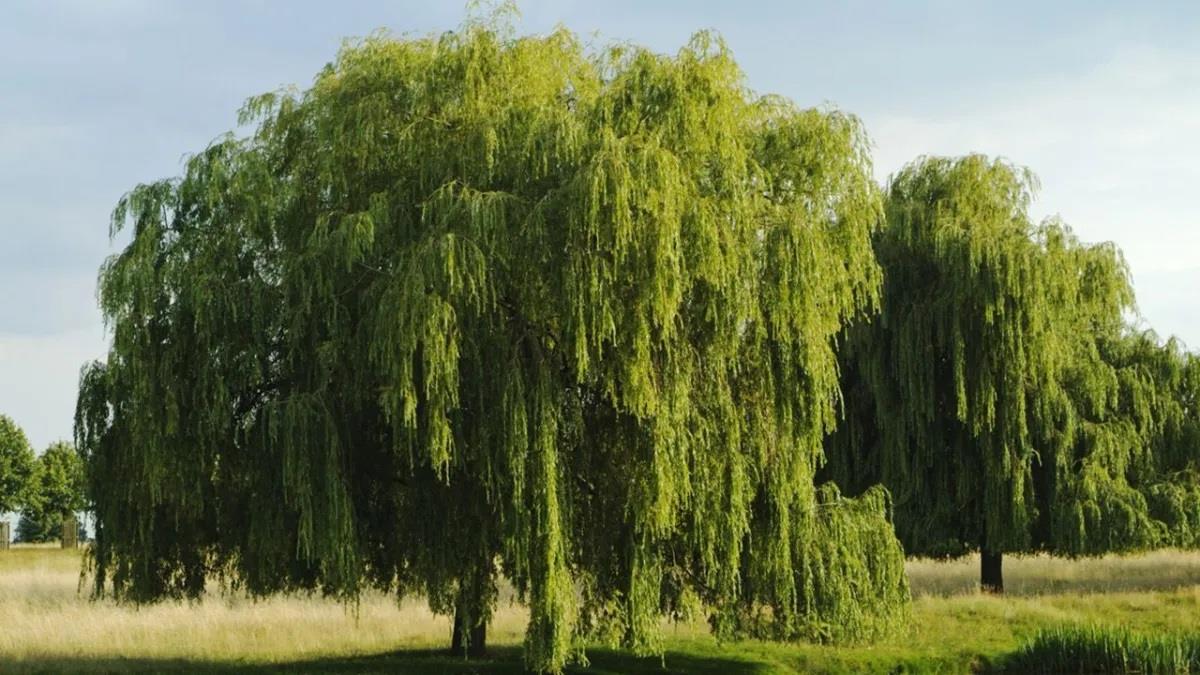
450, 610, 487, 658
448, 553, 495, 659
981, 550, 1004, 594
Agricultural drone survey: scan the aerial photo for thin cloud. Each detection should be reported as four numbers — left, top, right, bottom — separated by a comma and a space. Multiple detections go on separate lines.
870, 44, 1200, 289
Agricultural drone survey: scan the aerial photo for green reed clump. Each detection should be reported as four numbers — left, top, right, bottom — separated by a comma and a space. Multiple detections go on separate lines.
1004, 624, 1200, 673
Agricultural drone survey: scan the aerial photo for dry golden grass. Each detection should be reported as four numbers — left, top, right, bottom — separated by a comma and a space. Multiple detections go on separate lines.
906, 549, 1200, 596
0, 546, 530, 668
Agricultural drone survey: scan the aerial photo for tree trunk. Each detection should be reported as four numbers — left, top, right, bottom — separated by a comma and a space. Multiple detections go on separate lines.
980, 550, 1003, 593
449, 552, 493, 659
450, 609, 487, 659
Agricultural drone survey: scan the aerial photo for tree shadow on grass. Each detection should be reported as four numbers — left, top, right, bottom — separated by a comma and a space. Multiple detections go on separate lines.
1, 646, 768, 674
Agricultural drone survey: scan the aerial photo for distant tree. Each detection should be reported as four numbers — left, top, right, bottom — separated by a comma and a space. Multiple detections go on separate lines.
1093, 332, 1200, 549
0, 415, 36, 515
18, 441, 87, 543
76, 17, 909, 673
824, 155, 1160, 592
16, 510, 86, 544
16, 511, 52, 543
34, 442, 86, 515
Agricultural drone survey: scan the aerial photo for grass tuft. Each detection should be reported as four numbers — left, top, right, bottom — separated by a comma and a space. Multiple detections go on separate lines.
1004, 625, 1200, 673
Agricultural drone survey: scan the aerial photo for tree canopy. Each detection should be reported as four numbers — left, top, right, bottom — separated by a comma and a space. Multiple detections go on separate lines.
1089, 331, 1200, 551
17, 441, 86, 543
821, 154, 1195, 589
76, 18, 908, 672
0, 414, 35, 515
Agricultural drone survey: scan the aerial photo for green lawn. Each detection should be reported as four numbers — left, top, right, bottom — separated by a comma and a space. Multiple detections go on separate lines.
2, 547, 1199, 673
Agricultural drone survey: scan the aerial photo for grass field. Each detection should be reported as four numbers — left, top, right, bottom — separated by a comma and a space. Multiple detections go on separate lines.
2, 546, 1199, 673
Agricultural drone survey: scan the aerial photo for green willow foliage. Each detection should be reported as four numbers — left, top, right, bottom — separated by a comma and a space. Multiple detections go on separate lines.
76, 20, 908, 672
1096, 331, 1200, 550
824, 155, 1196, 561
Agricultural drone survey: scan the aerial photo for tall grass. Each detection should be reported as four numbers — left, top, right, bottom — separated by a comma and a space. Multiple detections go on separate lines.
906, 550, 1200, 597
1005, 625, 1200, 673
0, 546, 529, 667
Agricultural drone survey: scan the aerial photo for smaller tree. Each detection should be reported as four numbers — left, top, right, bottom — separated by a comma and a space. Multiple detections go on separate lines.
18, 441, 86, 543
0, 415, 36, 514
1111, 332, 1200, 548
16, 511, 86, 544
823, 155, 1152, 592
16, 512, 54, 543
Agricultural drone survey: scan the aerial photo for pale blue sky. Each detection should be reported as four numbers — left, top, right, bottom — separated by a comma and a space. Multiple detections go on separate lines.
2, 1, 1199, 450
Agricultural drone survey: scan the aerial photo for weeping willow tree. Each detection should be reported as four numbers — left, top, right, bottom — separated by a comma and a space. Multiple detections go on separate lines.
823, 154, 1175, 592
1026, 230, 1185, 559
1091, 331, 1200, 550
76, 15, 908, 672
